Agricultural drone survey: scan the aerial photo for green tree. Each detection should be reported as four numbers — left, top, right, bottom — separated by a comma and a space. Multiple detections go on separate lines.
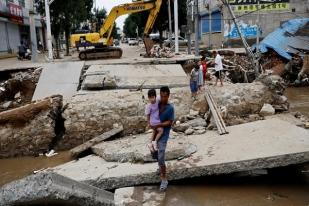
93, 7, 119, 40
123, 11, 148, 38
123, 0, 187, 39
35, 0, 93, 57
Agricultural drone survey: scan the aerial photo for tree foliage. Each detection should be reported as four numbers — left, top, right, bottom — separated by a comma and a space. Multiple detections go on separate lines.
35, 0, 93, 57
123, 0, 187, 38
93, 8, 120, 40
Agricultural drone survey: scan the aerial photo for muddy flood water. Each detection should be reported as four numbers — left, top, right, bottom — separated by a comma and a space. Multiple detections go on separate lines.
0, 87, 308, 205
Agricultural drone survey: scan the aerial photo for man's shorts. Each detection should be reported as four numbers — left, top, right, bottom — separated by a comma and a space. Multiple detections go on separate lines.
190, 81, 198, 93
215, 70, 222, 78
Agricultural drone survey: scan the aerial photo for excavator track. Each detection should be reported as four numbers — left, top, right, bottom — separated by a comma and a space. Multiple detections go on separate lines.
79, 46, 123, 60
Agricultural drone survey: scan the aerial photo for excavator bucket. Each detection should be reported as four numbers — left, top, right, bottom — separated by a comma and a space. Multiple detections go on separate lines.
143, 37, 154, 57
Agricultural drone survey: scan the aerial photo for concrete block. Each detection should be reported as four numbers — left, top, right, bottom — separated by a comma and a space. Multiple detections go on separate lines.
91, 132, 197, 163
81, 64, 188, 90
0, 172, 114, 206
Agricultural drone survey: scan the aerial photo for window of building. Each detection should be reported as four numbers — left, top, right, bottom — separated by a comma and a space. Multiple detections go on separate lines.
19, 0, 25, 7
200, 11, 222, 33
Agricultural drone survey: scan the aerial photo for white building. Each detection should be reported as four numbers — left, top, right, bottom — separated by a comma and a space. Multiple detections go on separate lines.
0, 0, 43, 54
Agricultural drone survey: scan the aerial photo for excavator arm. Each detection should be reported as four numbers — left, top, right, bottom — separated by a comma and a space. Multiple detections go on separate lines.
78, 0, 163, 60
142, 0, 163, 55
143, 0, 162, 35
100, 0, 162, 46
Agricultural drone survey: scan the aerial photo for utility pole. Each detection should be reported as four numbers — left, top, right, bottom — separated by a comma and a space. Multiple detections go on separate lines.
208, 0, 212, 49
45, 0, 53, 61
174, 0, 179, 53
168, 0, 172, 40
187, 0, 193, 54
29, 0, 38, 62
255, 0, 260, 75
223, 0, 259, 76
194, 0, 199, 56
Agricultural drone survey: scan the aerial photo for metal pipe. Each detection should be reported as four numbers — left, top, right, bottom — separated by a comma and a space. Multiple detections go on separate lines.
174, 0, 179, 53
30, 0, 38, 62
194, 0, 199, 56
168, 0, 172, 40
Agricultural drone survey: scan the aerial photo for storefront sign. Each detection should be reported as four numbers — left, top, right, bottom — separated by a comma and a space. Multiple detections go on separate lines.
8, 3, 23, 24
228, 0, 290, 12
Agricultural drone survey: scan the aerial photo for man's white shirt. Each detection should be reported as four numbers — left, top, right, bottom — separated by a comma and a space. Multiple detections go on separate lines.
215, 54, 223, 72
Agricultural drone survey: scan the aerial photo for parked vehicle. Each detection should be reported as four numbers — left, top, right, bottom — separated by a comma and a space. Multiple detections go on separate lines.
128, 38, 138, 46
121, 38, 128, 43
164, 36, 188, 47
113, 39, 120, 46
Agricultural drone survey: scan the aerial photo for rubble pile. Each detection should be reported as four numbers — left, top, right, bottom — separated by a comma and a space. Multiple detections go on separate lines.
223, 54, 256, 83
0, 68, 42, 112
173, 110, 207, 135
149, 45, 173, 58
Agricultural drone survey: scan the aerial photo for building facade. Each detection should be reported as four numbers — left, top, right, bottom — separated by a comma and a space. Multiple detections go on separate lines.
195, 0, 309, 48
0, 0, 43, 54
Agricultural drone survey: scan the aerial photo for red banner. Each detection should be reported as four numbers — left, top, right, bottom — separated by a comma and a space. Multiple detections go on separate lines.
8, 3, 23, 24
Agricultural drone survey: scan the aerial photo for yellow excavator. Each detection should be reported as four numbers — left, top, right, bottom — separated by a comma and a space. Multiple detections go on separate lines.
78, 0, 162, 60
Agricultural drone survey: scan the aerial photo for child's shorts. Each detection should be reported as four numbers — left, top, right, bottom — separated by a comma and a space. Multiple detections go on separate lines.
190, 81, 198, 93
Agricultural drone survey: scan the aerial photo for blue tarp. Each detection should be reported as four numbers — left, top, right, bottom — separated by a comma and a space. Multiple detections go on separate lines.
252, 18, 309, 60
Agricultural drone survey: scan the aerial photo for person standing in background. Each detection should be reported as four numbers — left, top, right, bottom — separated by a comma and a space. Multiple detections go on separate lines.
213, 51, 224, 86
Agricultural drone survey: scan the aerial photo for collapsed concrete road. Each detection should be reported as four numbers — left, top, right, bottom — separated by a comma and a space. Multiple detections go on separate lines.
0, 172, 114, 206
51, 118, 309, 190
62, 80, 282, 149
0, 75, 288, 158
82, 64, 188, 90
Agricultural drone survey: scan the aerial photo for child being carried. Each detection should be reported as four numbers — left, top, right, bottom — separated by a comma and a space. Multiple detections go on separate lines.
145, 89, 163, 152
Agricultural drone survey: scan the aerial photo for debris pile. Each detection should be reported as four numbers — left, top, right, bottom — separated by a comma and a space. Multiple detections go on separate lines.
254, 18, 309, 86
173, 110, 207, 135
222, 54, 256, 83
0, 68, 42, 112
149, 45, 173, 58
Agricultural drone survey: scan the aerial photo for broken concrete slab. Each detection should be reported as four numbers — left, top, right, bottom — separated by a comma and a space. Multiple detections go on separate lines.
0, 172, 114, 206
92, 132, 197, 163
60, 88, 193, 149
84, 54, 200, 66
0, 96, 63, 158
52, 118, 309, 190
32, 61, 84, 101
260, 103, 275, 116
81, 64, 188, 90
114, 186, 167, 206
62, 82, 278, 149
71, 126, 124, 158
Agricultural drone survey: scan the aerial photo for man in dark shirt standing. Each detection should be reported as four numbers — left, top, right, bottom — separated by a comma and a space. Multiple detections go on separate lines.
152, 86, 175, 191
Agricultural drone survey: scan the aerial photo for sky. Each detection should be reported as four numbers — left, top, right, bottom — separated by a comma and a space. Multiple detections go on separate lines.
95, 0, 129, 30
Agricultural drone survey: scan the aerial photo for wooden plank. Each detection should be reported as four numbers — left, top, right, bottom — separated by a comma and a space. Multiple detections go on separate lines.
205, 87, 228, 135
70, 126, 123, 158
205, 92, 224, 134
207, 89, 228, 134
